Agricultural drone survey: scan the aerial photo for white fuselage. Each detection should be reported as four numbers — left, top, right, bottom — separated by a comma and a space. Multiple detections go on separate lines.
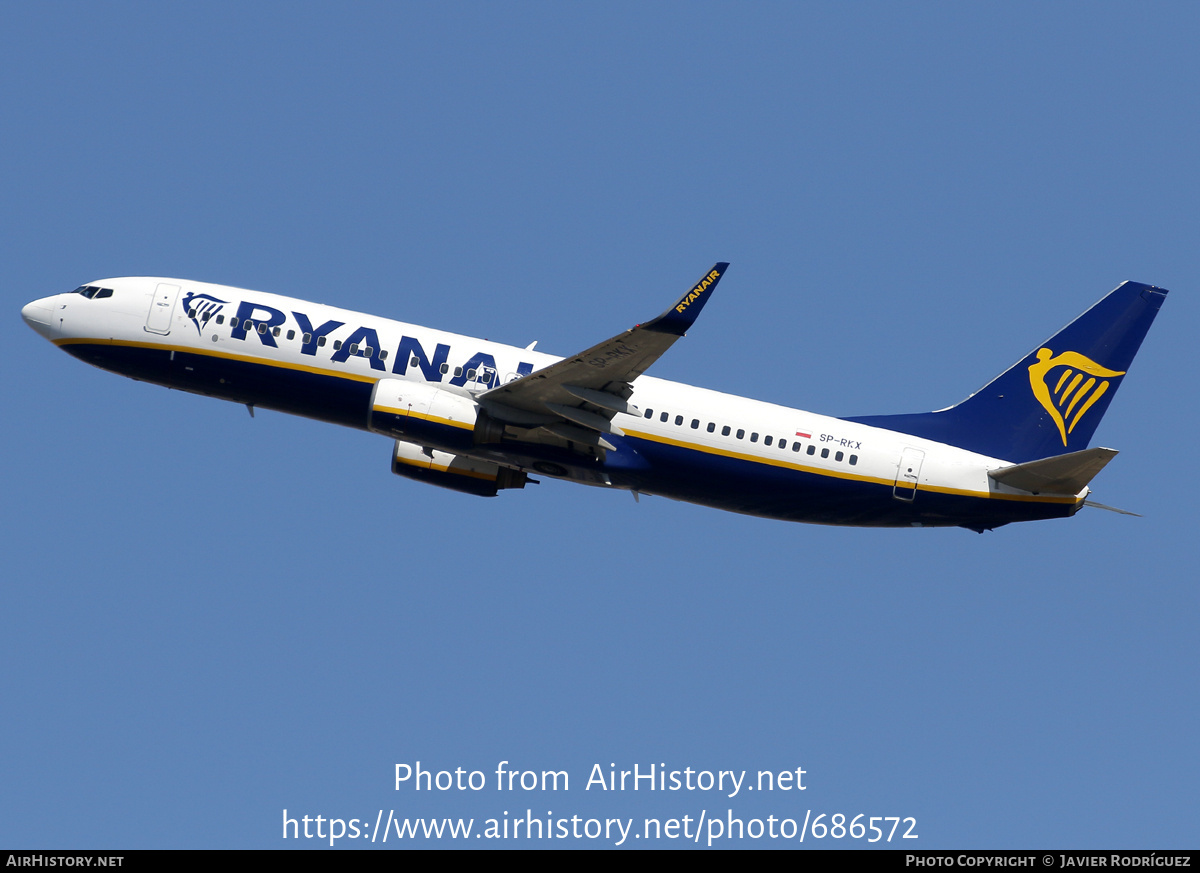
22, 277, 1083, 529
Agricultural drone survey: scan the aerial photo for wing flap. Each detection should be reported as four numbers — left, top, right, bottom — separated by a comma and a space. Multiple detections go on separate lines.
562, 384, 642, 417
545, 403, 626, 436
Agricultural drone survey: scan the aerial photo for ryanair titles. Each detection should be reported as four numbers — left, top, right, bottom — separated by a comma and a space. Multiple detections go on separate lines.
675, 268, 721, 315
224, 300, 534, 388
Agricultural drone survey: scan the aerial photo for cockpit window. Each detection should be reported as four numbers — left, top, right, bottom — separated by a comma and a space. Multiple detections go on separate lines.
71, 285, 113, 299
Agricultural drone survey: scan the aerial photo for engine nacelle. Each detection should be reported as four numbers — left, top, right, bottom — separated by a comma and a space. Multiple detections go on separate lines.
369, 378, 481, 452
390, 439, 528, 497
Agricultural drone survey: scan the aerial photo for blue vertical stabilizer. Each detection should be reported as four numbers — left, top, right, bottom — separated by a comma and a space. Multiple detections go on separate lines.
845, 282, 1169, 463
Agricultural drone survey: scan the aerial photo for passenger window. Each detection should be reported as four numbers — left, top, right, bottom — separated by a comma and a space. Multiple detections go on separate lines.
691, 419, 699, 429
302, 332, 312, 343
806, 445, 815, 455
722, 426, 731, 436
188, 309, 197, 318
674, 415, 683, 426
835, 451, 844, 462
660, 412, 668, 422
736, 429, 745, 439
230, 317, 238, 328
707, 422, 715, 433
380, 350, 388, 360
764, 435, 773, 446
467, 369, 476, 379
350, 343, 359, 354
454, 367, 462, 377
644, 409, 654, 419
440, 363, 449, 374
792, 442, 800, 452
365, 347, 374, 357
273, 327, 281, 337
333, 340, 342, 350
750, 432, 758, 443
412, 356, 420, 368
287, 329, 295, 340
849, 454, 858, 465
778, 440, 786, 450
821, 448, 829, 459
216, 315, 225, 325
258, 323, 267, 334
318, 336, 327, 347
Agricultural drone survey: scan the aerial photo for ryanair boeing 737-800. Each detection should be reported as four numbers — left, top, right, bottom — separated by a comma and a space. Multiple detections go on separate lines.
21, 265, 1168, 531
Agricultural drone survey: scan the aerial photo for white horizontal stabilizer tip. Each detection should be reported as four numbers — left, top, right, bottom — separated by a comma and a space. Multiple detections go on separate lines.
988, 447, 1119, 495
562, 384, 641, 417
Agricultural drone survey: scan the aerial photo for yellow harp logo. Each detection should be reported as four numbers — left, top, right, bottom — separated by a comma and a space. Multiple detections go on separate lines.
1028, 348, 1125, 446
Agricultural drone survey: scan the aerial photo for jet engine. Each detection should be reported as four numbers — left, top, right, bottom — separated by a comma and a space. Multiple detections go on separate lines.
368, 377, 513, 451
390, 439, 528, 497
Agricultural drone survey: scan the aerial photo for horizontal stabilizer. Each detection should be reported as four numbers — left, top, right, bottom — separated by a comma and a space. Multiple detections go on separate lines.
988, 447, 1118, 495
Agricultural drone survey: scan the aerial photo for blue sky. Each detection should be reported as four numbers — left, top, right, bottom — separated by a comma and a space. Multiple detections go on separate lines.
3, 2, 1196, 848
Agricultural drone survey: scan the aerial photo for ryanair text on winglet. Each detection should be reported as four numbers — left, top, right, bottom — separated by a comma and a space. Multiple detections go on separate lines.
675, 269, 721, 314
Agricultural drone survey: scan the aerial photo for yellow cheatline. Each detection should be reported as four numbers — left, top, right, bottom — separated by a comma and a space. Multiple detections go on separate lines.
403, 409, 475, 430
56, 337, 1079, 505
395, 456, 496, 481
375, 405, 474, 430
622, 429, 1076, 504
56, 337, 380, 384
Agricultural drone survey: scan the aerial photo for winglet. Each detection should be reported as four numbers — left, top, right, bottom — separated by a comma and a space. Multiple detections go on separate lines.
642, 262, 729, 336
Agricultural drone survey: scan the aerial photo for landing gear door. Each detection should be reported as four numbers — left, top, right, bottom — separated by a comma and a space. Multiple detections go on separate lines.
893, 447, 925, 501
145, 283, 181, 335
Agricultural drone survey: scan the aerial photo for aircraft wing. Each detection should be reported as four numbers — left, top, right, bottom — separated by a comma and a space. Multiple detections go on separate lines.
478, 263, 728, 449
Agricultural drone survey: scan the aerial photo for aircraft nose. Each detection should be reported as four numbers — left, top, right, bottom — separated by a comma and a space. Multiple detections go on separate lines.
21, 296, 56, 340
